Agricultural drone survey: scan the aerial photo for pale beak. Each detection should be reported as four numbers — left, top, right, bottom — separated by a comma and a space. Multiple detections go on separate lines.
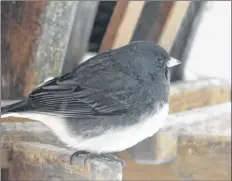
166, 57, 181, 67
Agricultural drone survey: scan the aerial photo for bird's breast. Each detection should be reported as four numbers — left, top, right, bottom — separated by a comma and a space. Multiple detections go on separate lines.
137, 103, 169, 138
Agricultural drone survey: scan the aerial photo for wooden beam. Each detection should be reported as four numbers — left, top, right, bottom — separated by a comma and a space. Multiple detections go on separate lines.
0, 142, 122, 180
170, 1, 206, 82
1, 1, 47, 99
169, 78, 231, 113
1, 1, 82, 99
131, 1, 174, 42
88, 1, 116, 52
61, 1, 99, 75
111, 1, 145, 49
158, 1, 191, 52
99, 1, 129, 52
100, 1, 175, 51
99, 1, 145, 52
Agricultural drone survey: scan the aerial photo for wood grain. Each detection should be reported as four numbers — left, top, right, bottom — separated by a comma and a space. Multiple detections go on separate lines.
0, 142, 122, 180
1, 1, 47, 99
1, 1, 82, 99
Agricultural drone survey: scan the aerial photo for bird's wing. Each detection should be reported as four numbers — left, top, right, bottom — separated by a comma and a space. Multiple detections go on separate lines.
28, 51, 144, 118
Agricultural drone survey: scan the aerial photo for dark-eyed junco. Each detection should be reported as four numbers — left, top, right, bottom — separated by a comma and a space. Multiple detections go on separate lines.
1, 41, 181, 166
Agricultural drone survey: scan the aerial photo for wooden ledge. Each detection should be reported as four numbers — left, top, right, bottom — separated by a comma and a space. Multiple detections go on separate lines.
169, 78, 230, 113
120, 102, 231, 180
0, 141, 122, 180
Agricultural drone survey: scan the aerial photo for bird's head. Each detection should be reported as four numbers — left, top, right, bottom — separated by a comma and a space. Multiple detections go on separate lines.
130, 41, 181, 82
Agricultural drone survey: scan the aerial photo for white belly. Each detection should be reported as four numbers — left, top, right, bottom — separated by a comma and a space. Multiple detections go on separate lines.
2, 104, 169, 153
78, 104, 169, 153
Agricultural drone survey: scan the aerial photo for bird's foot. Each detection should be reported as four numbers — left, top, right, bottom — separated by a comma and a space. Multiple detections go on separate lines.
70, 151, 125, 168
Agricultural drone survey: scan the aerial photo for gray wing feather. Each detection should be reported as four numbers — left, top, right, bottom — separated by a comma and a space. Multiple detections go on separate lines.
28, 52, 143, 118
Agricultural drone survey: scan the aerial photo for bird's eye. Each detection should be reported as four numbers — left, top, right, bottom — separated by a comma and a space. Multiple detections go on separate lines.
156, 56, 164, 64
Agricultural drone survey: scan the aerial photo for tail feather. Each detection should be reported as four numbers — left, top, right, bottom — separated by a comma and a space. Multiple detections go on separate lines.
1, 99, 29, 115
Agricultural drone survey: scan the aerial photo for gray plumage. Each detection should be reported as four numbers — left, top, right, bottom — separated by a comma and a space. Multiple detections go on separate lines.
1, 41, 180, 155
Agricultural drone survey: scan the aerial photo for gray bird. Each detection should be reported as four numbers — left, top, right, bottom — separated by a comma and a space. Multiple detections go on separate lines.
1, 41, 181, 166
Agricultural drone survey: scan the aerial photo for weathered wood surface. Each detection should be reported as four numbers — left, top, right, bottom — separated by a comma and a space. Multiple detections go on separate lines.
1, 1, 47, 99
169, 78, 230, 113
61, 1, 99, 74
1, 1, 93, 99
0, 148, 12, 169
0, 142, 122, 181
1, 103, 231, 180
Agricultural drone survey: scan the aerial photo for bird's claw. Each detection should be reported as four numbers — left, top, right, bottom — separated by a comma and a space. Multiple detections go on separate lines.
70, 151, 125, 168
70, 150, 89, 165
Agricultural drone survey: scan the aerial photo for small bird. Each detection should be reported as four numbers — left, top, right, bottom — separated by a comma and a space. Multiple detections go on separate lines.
1, 41, 180, 166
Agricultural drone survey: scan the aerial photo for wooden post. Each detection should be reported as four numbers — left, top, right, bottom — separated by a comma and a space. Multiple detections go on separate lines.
99, 1, 145, 52
158, 1, 191, 52
61, 1, 99, 75
1, 1, 47, 99
99, 1, 129, 52
111, 1, 145, 49
1, 1, 97, 99
131, 1, 174, 42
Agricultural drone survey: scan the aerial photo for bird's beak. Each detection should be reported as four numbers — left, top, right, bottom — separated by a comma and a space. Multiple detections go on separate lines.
166, 57, 181, 67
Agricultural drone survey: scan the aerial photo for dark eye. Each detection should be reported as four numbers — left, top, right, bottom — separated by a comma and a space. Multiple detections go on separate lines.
156, 56, 164, 64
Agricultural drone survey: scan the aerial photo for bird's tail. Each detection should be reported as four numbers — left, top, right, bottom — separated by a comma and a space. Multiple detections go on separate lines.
1, 99, 29, 117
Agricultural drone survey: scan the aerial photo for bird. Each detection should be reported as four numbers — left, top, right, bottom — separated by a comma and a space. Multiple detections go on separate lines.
1, 41, 181, 167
